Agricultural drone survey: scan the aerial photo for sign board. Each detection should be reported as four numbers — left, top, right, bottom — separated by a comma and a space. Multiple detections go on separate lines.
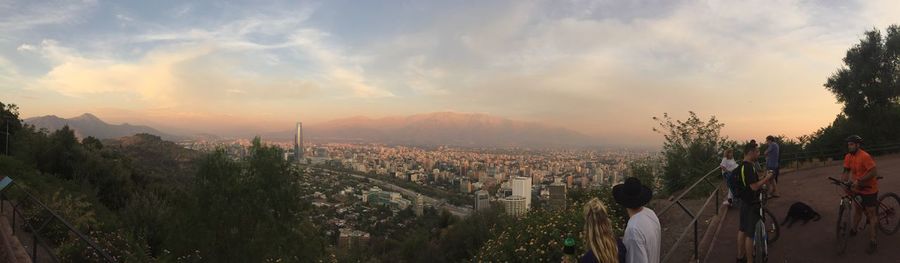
0, 177, 12, 191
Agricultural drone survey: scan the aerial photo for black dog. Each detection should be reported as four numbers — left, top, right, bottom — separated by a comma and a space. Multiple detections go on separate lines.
782, 202, 821, 228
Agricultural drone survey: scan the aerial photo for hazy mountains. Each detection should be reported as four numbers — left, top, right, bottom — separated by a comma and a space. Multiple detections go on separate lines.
24, 113, 179, 140
294, 112, 597, 147
24, 112, 598, 147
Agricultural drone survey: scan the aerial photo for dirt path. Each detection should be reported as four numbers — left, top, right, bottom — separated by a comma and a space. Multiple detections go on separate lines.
706, 154, 900, 263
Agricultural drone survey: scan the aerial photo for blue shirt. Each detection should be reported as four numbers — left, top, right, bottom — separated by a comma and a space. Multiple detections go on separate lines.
766, 142, 780, 168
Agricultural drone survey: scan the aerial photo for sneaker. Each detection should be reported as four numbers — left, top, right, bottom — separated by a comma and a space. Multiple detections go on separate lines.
723, 199, 732, 206
866, 241, 877, 254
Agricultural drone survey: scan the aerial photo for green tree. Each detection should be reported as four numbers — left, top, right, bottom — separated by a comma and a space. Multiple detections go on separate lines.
82, 136, 103, 151
807, 25, 900, 151
46, 125, 83, 178
826, 26, 900, 122
653, 112, 730, 194
0, 101, 23, 155
166, 137, 324, 262
627, 155, 663, 193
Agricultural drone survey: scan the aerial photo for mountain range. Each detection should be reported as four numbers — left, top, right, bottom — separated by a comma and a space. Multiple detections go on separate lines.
274, 112, 598, 147
25, 112, 598, 147
24, 113, 179, 141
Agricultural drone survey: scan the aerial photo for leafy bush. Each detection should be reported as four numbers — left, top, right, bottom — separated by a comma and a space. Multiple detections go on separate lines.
653, 112, 731, 195
474, 187, 626, 262
57, 229, 153, 263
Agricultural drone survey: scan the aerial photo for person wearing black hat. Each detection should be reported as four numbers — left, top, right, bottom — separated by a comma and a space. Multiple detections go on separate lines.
613, 177, 660, 263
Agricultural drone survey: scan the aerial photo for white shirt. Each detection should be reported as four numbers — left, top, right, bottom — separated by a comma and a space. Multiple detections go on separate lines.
720, 157, 738, 172
624, 207, 661, 263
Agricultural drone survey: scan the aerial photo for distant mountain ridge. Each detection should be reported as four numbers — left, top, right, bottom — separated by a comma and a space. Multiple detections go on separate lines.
24, 113, 179, 140
280, 112, 598, 147
24, 112, 598, 147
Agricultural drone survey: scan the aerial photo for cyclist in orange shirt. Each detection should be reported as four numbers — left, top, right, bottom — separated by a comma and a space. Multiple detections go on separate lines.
841, 135, 879, 254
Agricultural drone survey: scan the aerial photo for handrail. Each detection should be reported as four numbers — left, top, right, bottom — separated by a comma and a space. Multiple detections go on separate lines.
0, 180, 115, 262
657, 167, 721, 263
661, 142, 900, 262
658, 167, 719, 216
760, 142, 900, 169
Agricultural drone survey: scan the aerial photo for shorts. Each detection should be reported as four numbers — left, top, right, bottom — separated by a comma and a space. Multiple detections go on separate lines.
739, 202, 761, 234
860, 192, 878, 207
767, 167, 780, 183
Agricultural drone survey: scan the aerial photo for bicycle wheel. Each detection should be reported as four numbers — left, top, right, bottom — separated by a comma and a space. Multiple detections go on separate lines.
763, 209, 780, 244
877, 192, 900, 235
754, 220, 768, 263
835, 201, 850, 255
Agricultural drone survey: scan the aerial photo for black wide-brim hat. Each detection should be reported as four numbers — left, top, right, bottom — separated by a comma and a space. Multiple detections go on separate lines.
613, 177, 653, 209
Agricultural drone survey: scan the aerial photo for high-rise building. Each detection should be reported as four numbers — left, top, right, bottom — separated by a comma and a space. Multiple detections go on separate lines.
503, 195, 527, 217
294, 122, 304, 162
475, 190, 491, 211
511, 176, 532, 210
460, 179, 473, 194
414, 194, 424, 216
548, 179, 567, 211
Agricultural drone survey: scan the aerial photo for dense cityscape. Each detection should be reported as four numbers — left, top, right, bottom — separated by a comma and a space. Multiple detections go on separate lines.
178, 123, 652, 250
4, 1, 899, 262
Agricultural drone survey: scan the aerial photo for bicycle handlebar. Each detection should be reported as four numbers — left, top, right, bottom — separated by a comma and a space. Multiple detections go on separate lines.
827, 176, 883, 190
827, 177, 852, 187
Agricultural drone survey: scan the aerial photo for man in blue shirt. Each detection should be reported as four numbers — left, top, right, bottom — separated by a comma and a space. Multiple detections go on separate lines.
765, 135, 780, 198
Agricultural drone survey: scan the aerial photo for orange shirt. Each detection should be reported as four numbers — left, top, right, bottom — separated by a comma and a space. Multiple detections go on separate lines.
844, 149, 878, 194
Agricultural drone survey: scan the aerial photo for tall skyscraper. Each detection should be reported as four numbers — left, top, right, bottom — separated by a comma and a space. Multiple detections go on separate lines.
511, 176, 532, 210
294, 122, 304, 162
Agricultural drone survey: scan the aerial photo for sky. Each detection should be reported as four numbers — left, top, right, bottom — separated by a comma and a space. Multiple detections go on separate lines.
1, 0, 898, 146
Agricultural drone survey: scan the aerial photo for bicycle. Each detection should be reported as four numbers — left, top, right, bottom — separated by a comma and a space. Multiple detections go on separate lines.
827, 176, 900, 255
752, 183, 781, 263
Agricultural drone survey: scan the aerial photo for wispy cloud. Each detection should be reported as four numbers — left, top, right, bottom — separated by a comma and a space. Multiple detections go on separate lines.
2, 0, 898, 144
17, 5, 393, 109
0, 0, 96, 32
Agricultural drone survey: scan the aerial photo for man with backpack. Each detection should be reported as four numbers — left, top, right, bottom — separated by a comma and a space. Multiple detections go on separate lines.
734, 140, 774, 263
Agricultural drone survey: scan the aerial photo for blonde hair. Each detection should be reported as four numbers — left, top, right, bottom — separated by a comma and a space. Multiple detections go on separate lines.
583, 198, 618, 263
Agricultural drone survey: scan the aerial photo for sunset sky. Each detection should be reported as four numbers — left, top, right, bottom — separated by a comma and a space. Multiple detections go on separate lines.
1, 0, 899, 146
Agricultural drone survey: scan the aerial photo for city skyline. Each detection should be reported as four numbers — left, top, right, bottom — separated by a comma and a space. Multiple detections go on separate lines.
2, 1, 900, 146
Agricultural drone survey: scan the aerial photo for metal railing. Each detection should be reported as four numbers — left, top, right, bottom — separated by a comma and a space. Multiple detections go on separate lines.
657, 167, 721, 263
0, 179, 115, 263
761, 142, 900, 171
654, 143, 900, 262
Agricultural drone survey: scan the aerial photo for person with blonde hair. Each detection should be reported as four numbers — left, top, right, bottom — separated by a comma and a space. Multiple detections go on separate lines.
579, 198, 621, 263
720, 148, 739, 206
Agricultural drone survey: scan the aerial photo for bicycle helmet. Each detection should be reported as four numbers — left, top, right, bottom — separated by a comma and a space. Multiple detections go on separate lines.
846, 135, 863, 144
